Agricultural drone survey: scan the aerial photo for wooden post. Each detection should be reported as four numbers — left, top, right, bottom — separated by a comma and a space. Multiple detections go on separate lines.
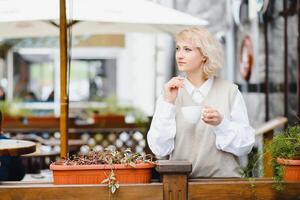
263, 130, 274, 177
255, 117, 288, 177
156, 160, 192, 200
59, 0, 69, 158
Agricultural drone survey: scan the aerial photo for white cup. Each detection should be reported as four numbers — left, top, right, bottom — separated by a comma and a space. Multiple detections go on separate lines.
181, 106, 202, 124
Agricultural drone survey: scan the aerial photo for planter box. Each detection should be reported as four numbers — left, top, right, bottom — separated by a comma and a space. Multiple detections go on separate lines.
50, 162, 155, 184
93, 114, 125, 128
3, 116, 59, 128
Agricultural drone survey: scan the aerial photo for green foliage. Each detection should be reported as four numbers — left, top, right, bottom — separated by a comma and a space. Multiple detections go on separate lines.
240, 148, 262, 178
101, 170, 119, 194
241, 125, 300, 192
0, 101, 33, 117
268, 125, 300, 160
88, 95, 149, 124
98, 95, 126, 115
267, 124, 300, 191
272, 164, 284, 191
0, 101, 10, 115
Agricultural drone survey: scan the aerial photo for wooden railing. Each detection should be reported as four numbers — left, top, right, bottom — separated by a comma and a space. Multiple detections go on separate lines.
1, 160, 300, 200
1, 116, 297, 200
2, 115, 146, 132
255, 116, 288, 177
255, 117, 288, 137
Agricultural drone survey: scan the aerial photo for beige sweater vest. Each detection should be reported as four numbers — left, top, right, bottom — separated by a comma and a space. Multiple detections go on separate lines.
170, 78, 241, 177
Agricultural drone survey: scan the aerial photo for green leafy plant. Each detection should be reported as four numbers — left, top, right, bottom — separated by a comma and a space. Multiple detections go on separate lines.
240, 148, 262, 178
87, 95, 149, 124
268, 125, 300, 160
267, 124, 300, 190
102, 170, 119, 194
240, 148, 263, 198
0, 101, 33, 117
240, 125, 300, 192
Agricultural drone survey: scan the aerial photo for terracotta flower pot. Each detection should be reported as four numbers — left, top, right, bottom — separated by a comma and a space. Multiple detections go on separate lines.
50, 162, 155, 184
277, 158, 300, 181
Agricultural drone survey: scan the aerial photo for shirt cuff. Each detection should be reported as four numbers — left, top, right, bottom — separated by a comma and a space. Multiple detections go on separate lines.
156, 99, 176, 119
213, 116, 230, 134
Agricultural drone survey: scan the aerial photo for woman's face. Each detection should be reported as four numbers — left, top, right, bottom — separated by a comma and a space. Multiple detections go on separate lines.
176, 40, 205, 73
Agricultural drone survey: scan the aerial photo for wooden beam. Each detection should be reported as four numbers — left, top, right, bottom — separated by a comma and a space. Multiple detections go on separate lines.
0, 182, 163, 200
189, 179, 300, 200
255, 117, 288, 136
1, 179, 300, 200
155, 160, 192, 174
75, 35, 125, 47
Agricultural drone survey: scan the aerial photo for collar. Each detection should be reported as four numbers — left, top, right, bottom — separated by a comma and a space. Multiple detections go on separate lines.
184, 76, 214, 97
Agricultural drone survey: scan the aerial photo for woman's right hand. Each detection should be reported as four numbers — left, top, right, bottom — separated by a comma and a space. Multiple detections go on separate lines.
163, 77, 184, 104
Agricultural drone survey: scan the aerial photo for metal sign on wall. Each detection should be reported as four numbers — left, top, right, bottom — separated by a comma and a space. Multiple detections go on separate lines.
239, 35, 253, 81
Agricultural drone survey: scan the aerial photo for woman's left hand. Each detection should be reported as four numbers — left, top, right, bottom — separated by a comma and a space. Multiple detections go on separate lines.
201, 105, 223, 126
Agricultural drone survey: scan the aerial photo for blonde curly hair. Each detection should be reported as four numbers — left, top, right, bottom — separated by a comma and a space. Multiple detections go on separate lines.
176, 27, 224, 78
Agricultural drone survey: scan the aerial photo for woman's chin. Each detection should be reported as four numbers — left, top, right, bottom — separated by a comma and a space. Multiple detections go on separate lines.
177, 66, 187, 72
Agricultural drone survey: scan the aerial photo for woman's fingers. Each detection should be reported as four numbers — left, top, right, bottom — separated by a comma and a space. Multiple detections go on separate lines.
170, 81, 183, 89
171, 77, 184, 85
163, 76, 184, 104
202, 117, 218, 123
202, 111, 218, 121
202, 115, 219, 124
202, 112, 218, 119
201, 106, 223, 126
167, 77, 184, 89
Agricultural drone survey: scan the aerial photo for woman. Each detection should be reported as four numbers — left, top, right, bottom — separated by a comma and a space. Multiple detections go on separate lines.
147, 27, 255, 178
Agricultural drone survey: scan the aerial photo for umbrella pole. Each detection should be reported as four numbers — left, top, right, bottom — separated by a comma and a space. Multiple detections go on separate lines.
59, 0, 69, 158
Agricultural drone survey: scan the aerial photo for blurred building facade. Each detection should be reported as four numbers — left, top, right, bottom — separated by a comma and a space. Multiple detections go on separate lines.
0, 0, 298, 128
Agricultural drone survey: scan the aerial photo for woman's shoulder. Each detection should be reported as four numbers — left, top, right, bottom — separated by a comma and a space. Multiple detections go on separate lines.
213, 77, 239, 103
214, 77, 238, 90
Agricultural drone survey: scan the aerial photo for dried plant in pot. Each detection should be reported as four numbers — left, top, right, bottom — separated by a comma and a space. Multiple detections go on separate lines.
50, 148, 155, 193
268, 124, 300, 184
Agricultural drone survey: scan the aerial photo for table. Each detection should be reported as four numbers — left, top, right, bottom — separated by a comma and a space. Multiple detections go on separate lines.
22, 144, 59, 173
12, 135, 87, 147
0, 139, 36, 156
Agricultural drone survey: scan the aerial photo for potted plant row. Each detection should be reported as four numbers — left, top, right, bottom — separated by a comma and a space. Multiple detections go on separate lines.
87, 96, 149, 127
50, 148, 155, 193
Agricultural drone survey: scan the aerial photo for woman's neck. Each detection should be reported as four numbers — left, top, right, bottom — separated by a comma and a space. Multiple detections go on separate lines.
186, 72, 208, 88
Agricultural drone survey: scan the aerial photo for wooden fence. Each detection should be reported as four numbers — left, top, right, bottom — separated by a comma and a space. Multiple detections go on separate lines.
1, 160, 300, 200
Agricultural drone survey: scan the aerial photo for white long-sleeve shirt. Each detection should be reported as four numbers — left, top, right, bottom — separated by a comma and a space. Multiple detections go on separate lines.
147, 77, 255, 158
